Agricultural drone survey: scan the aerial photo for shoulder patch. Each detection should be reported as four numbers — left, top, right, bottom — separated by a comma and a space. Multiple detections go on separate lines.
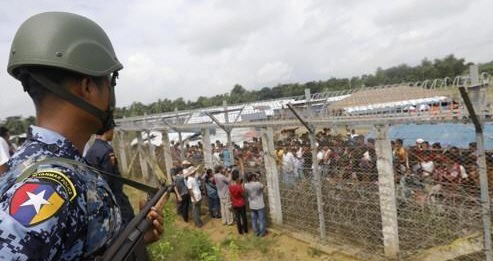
31, 170, 77, 201
9, 182, 65, 227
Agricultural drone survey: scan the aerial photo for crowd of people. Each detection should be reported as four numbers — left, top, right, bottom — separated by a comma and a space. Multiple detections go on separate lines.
170, 160, 267, 237
172, 126, 490, 210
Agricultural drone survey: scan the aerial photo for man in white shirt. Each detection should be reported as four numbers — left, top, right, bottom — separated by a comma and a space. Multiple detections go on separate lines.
317, 144, 331, 177
0, 127, 11, 174
282, 147, 297, 184
186, 165, 203, 228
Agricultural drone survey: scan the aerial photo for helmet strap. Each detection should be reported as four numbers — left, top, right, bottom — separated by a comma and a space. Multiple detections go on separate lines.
23, 69, 114, 134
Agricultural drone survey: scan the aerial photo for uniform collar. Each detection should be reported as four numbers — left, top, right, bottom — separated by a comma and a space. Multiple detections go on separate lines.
30, 126, 67, 145
28, 125, 83, 161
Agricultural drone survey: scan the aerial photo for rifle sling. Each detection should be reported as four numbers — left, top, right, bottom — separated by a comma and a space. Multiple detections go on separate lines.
17, 157, 159, 194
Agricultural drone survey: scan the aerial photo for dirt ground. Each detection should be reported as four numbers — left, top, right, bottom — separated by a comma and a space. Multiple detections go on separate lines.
175, 213, 363, 261
124, 187, 364, 261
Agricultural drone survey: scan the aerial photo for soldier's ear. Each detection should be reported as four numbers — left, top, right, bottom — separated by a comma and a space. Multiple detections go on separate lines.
72, 77, 90, 99
78, 77, 101, 102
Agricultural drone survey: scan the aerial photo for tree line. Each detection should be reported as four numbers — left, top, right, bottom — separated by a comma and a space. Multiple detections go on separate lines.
113, 54, 492, 118
3, 54, 493, 135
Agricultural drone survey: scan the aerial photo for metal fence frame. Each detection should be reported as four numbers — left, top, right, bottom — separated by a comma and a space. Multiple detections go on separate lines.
114, 68, 493, 260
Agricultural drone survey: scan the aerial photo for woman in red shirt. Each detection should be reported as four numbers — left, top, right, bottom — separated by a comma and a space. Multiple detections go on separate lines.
229, 169, 248, 234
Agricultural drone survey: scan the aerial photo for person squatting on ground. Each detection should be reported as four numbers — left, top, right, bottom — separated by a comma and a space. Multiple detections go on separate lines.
214, 165, 234, 225
229, 169, 248, 235
244, 172, 267, 237
0, 12, 163, 260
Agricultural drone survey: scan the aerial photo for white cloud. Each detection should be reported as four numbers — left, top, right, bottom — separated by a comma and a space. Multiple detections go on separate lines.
256, 62, 293, 84
0, 0, 492, 119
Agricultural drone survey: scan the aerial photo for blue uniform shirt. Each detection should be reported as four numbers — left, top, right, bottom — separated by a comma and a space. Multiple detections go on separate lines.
0, 126, 122, 260
85, 139, 134, 225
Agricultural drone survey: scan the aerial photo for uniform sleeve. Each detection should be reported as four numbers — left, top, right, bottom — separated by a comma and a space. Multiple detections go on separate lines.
0, 169, 87, 261
84, 178, 122, 256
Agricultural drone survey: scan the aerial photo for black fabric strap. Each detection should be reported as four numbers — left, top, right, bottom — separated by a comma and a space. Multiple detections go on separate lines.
17, 157, 158, 194
27, 70, 110, 123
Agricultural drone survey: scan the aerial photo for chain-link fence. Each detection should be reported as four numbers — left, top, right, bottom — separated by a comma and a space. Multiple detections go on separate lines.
391, 124, 486, 260
113, 70, 493, 260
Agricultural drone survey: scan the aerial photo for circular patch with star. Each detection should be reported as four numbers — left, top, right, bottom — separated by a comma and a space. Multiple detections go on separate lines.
9, 182, 65, 227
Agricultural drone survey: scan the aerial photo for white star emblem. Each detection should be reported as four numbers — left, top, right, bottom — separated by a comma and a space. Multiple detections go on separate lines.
20, 190, 51, 214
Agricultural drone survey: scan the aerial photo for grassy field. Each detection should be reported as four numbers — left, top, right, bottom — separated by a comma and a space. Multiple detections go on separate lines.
141, 196, 364, 261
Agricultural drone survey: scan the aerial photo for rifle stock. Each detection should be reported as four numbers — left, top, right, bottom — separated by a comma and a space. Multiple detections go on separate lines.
96, 184, 174, 261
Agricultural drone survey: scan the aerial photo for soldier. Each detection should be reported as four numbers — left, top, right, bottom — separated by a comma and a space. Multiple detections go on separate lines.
84, 127, 135, 226
0, 12, 163, 260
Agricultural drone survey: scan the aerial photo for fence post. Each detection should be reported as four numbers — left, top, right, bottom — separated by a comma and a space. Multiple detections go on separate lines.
305, 88, 312, 118
175, 107, 185, 160
310, 130, 327, 242
287, 90, 326, 242
261, 127, 283, 224
305, 88, 327, 242
147, 130, 157, 183
161, 129, 173, 182
469, 64, 493, 261
116, 130, 129, 176
146, 130, 156, 162
374, 124, 399, 258
136, 131, 150, 180
224, 100, 235, 167
202, 128, 213, 170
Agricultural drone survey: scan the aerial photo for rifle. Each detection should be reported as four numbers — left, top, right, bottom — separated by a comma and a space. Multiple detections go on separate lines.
95, 183, 174, 261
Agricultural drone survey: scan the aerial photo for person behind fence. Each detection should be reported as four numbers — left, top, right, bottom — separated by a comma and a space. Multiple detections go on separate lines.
214, 165, 234, 225
204, 168, 221, 219
173, 165, 190, 222
393, 138, 409, 177
244, 172, 266, 237
317, 143, 331, 178
222, 142, 234, 168
229, 169, 248, 235
282, 146, 297, 184
185, 163, 203, 228
84, 127, 135, 225
0, 126, 11, 174
0, 12, 163, 260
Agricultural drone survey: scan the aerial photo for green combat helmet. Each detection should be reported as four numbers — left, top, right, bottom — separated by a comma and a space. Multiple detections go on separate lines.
6, 12, 123, 134
7, 11, 122, 78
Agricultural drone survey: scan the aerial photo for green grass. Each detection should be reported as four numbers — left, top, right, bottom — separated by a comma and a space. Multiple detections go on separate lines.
149, 203, 222, 261
220, 233, 275, 255
148, 202, 278, 261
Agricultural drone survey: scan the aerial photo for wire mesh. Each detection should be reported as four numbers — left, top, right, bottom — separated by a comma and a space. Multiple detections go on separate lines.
113, 75, 493, 260
114, 122, 493, 260
116, 76, 493, 132
391, 124, 486, 260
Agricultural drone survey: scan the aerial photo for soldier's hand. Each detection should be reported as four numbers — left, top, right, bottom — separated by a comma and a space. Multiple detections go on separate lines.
139, 200, 164, 244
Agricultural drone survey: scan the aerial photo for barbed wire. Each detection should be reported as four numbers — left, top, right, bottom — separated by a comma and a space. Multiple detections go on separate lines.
113, 73, 492, 261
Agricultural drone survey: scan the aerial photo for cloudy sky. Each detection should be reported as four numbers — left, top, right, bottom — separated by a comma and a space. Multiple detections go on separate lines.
1, 0, 492, 119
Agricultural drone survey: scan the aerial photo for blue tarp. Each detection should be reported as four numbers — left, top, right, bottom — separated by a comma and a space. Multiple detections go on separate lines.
367, 123, 493, 149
